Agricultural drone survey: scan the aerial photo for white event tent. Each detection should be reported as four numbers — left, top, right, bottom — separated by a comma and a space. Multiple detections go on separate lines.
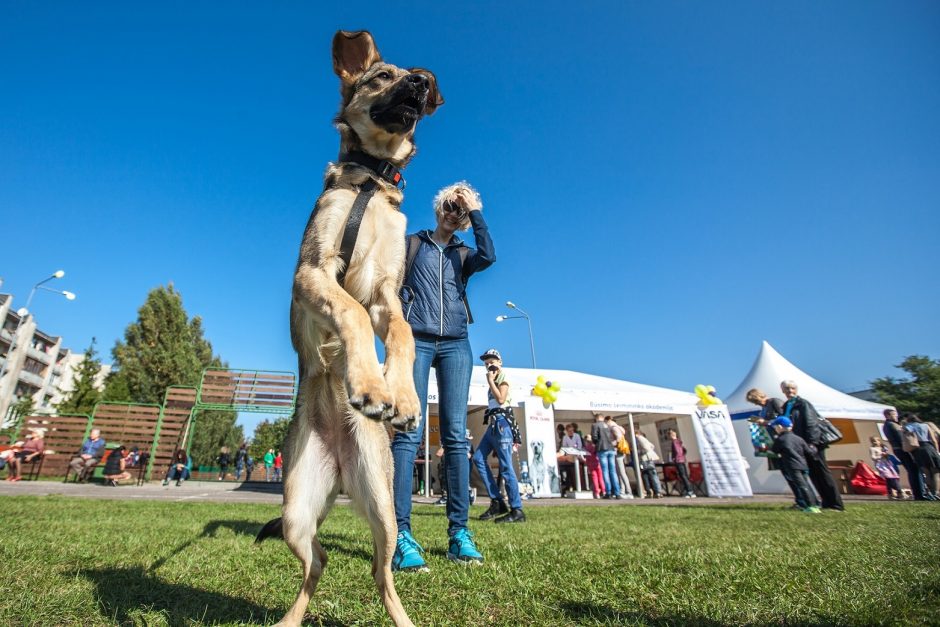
421, 366, 751, 498
725, 341, 895, 494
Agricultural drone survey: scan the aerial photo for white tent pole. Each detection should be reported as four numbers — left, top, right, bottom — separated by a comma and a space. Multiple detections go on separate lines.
628, 412, 644, 499
424, 409, 430, 497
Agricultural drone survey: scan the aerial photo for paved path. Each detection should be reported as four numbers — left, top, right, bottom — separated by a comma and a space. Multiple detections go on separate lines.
0, 479, 896, 507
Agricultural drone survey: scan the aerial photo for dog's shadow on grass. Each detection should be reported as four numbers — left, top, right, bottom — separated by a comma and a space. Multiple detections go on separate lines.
150, 519, 374, 576
149, 519, 262, 572
80, 565, 284, 626
80, 565, 353, 626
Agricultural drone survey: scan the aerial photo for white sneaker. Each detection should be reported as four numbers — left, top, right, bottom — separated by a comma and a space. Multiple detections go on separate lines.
624, 494, 635, 499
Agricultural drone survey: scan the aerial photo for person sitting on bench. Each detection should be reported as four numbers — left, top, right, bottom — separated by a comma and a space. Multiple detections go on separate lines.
68, 429, 106, 482
163, 449, 191, 487
3, 428, 46, 482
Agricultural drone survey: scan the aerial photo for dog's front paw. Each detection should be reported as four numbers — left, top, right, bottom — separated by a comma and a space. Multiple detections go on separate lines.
389, 412, 420, 433
347, 375, 393, 421
388, 388, 421, 433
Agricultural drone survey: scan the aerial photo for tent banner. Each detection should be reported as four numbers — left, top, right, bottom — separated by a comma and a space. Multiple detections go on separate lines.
522, 399, 561, 497
690, 405, 753, 497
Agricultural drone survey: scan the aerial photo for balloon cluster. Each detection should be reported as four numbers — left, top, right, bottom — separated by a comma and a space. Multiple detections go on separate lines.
532, 376, 561, 408
694, 384, 722, 406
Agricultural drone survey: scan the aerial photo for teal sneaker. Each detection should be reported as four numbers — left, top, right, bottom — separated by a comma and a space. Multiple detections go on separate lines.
803, 506, 822, 514
392, 530, 428, 572
447, 528, 484, 564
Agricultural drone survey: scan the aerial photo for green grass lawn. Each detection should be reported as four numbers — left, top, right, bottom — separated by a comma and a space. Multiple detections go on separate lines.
2, 497, 938, 626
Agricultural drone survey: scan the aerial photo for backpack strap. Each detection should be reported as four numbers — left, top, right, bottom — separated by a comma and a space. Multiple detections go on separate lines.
336, 178, 378, 286
404, 234, 421, 283
457, 246, 473, 323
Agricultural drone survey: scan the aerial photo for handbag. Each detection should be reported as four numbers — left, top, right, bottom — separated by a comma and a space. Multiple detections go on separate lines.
616, 436, 631, 456
817, 417, 844, 446
902, 429, 920, 453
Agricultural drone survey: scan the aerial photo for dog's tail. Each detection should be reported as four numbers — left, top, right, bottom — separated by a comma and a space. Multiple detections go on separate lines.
255, 517, 284, 543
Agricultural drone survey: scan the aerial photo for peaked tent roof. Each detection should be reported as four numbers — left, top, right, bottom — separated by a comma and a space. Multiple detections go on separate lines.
725, 341, 894, 421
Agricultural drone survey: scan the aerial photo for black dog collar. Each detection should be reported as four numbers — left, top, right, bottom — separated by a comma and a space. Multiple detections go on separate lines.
339, 150, 405, 190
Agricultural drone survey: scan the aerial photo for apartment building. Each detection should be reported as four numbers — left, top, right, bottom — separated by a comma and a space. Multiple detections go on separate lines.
0, 293, 72, 423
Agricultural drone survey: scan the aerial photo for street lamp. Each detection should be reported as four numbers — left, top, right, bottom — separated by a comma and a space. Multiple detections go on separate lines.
0, 270, 76, 422
495, 300, 537, 369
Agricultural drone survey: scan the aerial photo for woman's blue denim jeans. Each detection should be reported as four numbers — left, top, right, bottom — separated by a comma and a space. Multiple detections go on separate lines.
391, 336, 472, 535
598, 449, 620, 496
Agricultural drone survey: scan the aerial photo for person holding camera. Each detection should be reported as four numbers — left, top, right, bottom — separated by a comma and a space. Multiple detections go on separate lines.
472, 349, 525, 523
391, 182, 495, 570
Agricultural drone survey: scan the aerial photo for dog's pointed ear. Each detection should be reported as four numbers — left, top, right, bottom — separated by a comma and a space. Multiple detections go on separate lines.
333, 30, 383, 85
409, 67, 444, 115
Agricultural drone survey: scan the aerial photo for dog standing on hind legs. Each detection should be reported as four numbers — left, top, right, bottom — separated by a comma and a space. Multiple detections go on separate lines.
255, 30, 443, 627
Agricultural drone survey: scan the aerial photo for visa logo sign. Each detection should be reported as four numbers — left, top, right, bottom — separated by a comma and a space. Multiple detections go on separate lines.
695, 408, 724, 421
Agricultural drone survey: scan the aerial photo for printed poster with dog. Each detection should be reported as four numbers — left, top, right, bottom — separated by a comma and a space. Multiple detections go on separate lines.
522, 399, 561, 497
690, 405, 753, 497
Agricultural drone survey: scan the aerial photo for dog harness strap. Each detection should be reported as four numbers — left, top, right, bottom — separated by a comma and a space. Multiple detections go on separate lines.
336, 178, 378, 286
339, 150, 405, 189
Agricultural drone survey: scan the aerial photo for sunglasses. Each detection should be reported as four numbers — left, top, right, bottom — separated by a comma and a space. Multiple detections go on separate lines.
442, 203, 467, 217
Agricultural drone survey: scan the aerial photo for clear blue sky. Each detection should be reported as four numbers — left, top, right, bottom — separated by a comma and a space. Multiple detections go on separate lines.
2, 2, 938, 434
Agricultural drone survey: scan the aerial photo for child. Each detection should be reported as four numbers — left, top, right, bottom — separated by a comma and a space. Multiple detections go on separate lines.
583, 435, 605, 498
873, 443, 902, 500
769, 417, 821, 513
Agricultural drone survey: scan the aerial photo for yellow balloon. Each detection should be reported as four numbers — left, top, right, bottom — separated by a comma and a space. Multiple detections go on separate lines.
694, 384, 722, 406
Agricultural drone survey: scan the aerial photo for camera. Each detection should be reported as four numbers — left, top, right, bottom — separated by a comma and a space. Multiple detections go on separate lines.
487, 364, 498, 373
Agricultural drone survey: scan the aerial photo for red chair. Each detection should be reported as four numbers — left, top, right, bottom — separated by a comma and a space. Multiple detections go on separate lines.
688, 462, 706, 496
661, 464, 680, 496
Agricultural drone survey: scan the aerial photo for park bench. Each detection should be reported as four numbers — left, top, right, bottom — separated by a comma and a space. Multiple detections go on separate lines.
151, 387, 198, 482
8, 414, 91, 479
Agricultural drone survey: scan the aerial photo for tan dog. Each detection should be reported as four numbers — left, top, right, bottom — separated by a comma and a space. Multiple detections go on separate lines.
257, 31, 442, 627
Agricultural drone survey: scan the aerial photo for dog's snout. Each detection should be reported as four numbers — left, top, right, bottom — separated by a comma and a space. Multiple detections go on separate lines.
406, 73, 429, 91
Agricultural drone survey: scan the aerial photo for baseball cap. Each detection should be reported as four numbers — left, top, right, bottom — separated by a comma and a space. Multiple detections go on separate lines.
479, 348, 501, 361
770, 416, 792, 430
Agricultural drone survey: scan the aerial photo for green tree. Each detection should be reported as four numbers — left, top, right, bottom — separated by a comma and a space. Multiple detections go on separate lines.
10, 396, 35, 421
103, 284, 242, 466
55, 338, 103, 416
870, 355, 940, 423
249, 417, 291, 462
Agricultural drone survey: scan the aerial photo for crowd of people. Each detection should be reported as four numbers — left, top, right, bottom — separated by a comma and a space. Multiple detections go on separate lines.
555, 417, 699, 499
747, 380, 940, 510
880, 409, 940, 501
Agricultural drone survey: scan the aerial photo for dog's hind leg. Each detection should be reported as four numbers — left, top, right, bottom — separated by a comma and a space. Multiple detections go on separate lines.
276, 394, 341, 627
342, 419, 415, 627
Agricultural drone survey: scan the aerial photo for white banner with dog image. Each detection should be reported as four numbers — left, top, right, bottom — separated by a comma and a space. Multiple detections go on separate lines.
522, 399, 561, 497
690, 405, 752, 497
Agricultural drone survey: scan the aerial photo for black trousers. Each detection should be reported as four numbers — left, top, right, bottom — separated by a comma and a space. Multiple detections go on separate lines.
894, 448, 926, 499
675, 462, 694, 495
807, 447, 843, 510
782, 469, 818, 508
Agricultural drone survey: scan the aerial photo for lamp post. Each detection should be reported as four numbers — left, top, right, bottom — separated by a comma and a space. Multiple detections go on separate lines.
0, 270, 76, 423
496, 300, 536, 369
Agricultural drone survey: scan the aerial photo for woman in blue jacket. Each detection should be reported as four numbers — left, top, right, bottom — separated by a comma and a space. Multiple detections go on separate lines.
391, 182, 495, 571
